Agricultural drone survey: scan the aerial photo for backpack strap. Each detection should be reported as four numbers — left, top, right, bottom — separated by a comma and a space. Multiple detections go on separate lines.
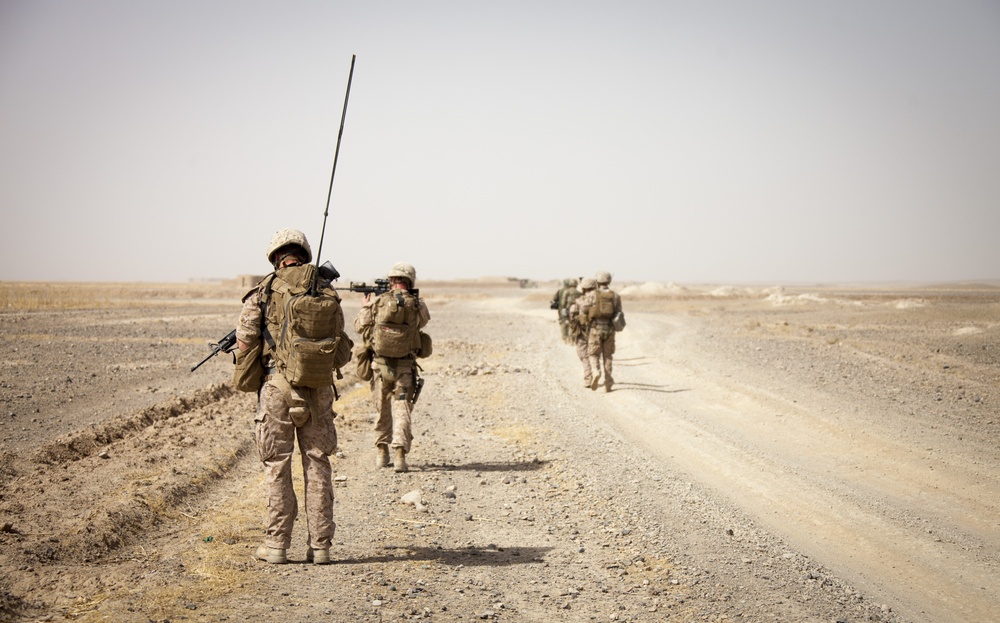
259, 273, 277, 352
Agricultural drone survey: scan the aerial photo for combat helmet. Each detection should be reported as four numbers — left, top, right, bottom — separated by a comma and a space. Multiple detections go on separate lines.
579, 277, 597, 291
566, 277, 579, 287
594, 271, 612, 285
267, 228, 312, 266
387, 261, 417, 286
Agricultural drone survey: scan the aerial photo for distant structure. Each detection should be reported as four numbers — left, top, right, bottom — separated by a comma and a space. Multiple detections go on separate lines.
236, 274, 266, 288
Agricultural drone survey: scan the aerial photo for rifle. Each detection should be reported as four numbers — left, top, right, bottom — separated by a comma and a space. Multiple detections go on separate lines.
346, 279, 390, 296
411, 376, 425, 404
343, 279, 419, 298
190, 329, 238, 372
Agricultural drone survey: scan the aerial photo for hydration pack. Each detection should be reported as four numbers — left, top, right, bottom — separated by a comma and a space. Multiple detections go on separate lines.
589, 289, 616, 322
372, 290, 422, 358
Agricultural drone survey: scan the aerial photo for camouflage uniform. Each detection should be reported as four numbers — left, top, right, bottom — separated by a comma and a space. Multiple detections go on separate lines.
551, 280, 573, 342
568, 279, 595, 386
577, 271, 623, 392
236, 228, 342, 564
558, 278, 580, 344
354, 262, 431, 472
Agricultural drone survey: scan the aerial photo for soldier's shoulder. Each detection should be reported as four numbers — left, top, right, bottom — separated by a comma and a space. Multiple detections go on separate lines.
242, 272, 278, 302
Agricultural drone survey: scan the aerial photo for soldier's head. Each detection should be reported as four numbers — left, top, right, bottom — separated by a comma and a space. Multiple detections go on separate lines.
387, 261, 417, 289
267, 228, 312, 269
580, 277, 596, 292
594, 271, 612, 286
567, 278, 579, 287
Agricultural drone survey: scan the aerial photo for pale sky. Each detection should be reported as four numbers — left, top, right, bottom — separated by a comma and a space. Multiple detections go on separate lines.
1, 0, 998, 285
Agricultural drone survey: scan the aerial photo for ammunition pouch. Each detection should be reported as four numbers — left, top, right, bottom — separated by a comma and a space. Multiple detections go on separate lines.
232, 339, 265, 393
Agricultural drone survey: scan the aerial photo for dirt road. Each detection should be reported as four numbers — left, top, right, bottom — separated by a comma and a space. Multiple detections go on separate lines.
1, 281, 997, 622
533, 288, 1000, 623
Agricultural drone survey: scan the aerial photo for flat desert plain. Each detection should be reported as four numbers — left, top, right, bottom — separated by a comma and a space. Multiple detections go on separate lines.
0, 279, 997, 623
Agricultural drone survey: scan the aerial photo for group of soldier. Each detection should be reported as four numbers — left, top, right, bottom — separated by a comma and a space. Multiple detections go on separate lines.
233, 228, 429, 566
551, 272, 624, 392
223, 231, 624, 567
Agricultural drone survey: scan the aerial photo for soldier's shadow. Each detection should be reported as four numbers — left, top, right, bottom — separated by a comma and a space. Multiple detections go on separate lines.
335, 544, 552, 567
420, 460, 549, 472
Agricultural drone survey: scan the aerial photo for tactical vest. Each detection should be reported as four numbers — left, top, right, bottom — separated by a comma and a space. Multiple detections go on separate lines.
372, 290, 422, 358
589, 289, 616, 322
265, 264, 345, 388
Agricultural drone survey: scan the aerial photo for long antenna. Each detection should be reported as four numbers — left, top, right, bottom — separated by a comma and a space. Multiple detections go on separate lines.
313, 54, 356, 280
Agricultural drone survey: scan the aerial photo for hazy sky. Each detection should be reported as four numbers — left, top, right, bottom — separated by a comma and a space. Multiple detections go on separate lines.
2, 1, 998, 285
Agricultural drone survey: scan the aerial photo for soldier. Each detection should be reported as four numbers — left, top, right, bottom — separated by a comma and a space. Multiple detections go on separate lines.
235, 228, 349, 565
578, 270, 624, 392
558, 277, 580, 343
354, 262, 431, 473
550, 279, 571, 340
568, 277, 597, 387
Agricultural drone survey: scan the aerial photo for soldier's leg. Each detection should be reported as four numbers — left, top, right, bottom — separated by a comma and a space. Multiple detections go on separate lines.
575, 337, 592, 386
603, 332, 616, 390
390, 363, 415, 472
587, 328, 602, 390
255, 380, 298, 555
373, 374, 394, 447
298, 386, 337, 559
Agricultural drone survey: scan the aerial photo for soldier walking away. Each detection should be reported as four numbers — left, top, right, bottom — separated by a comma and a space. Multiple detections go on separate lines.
568, 278, 596, 387
578, 271, 624, 392
558, 277, 580, 344
354, 262, 431, 473
234, 228, 351, 565
550, 278, 573, 341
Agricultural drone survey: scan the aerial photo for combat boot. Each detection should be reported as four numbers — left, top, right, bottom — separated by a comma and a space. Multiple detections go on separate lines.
583, 376, 592, 388
393, 447, 408, 473
306, 548, 331, 565
375, 444, 390, 468
590, 376, 600, 391
255, 545, 287, 564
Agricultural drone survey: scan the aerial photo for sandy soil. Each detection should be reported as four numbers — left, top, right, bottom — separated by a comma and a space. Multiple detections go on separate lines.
1, 280, 998, 623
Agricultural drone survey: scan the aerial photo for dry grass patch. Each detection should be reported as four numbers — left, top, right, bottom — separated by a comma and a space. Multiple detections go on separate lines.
73, 483, 266, 623
490, 421, 543, 447
0, 281, 243, 311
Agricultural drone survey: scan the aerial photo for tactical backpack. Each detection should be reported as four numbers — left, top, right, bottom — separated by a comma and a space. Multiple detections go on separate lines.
589, 289, 616, 323
372, 290, 422, 358
266, 264, 350, 388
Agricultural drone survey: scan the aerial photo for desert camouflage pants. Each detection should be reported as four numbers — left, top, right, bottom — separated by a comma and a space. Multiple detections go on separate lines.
587, 322, 616, 388
373, 357, 415, 453
255, 376, 338, 550
574, 333, 593, 384
559, 316, 571, 341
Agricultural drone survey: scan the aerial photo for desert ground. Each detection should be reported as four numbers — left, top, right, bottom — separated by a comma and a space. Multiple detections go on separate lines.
0, 279, 997, 623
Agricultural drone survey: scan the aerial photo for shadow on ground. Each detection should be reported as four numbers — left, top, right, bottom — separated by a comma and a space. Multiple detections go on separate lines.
420, 460, 548, 472
337, 545, 553, 567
